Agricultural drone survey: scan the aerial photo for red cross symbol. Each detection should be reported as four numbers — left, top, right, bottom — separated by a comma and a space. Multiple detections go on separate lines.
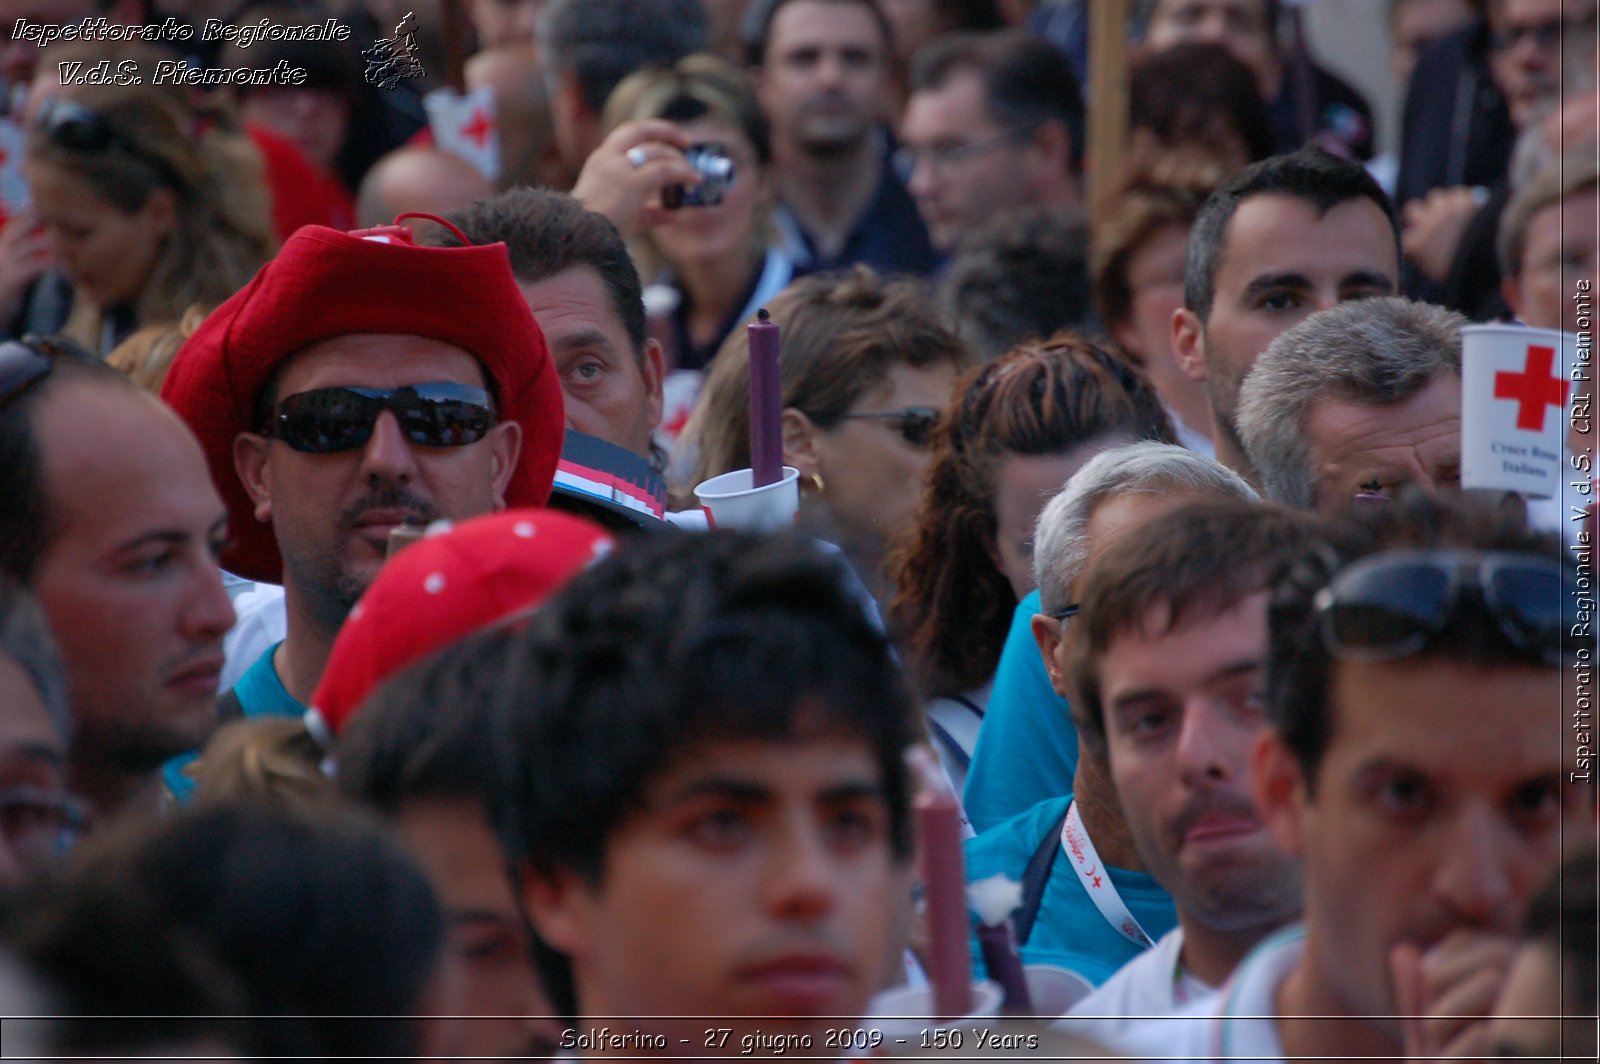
460, 108, 493, 149
1494, 344, 1568, 431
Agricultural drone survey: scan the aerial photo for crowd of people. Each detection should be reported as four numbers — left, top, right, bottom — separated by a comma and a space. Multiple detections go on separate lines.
0, 0, 1595, 1060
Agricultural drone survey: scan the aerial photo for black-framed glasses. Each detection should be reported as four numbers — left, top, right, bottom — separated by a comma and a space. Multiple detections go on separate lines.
1313, 549, 1574, 666
0, 783, 90, 867
0, 335, 96, 412
835, 406, 940, 448
1044, 602, 1080, 621
269, 383, 498, 454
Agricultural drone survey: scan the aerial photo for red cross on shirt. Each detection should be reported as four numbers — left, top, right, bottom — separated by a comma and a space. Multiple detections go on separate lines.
460, 108, 493, 149
1494, 344, 1568, 431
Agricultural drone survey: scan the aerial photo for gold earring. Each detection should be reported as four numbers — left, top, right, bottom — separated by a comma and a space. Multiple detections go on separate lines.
808, 472, 825, 495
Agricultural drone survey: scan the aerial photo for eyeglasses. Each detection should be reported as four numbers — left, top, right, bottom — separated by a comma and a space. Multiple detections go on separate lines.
0, 335, 96, 412
0, 783, 89, 868
1044, 602, 1080, 621
835, 406, 940, 447
36, 97, 186, 187
1313, 549, 1574, 666
1490, 19, 1567, 52
268, 383, 498, 454
893, 128, 1031, 180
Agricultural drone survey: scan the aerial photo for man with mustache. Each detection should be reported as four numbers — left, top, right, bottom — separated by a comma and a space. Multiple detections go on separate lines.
159, 223, 563, 769
1055, 499, 1314, 1043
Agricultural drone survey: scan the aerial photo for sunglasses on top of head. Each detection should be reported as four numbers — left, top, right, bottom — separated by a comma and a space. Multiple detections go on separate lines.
1313, 548, 1575, 667
835, 406, 941, 448
0, 334, 98, 411
267, 383, 498, 454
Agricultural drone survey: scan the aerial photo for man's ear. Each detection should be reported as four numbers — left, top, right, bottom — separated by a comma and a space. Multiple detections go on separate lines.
232, 432, 275, 524
640, 338, 666, 433
1030, 613, 1070, 700
1027, 119, 1073, 179
781, 407, 822, 478
1253, 731, 1308, 858
518, 863, 593, 960
487, 420, 523, 511
1172, 307, 1207, 384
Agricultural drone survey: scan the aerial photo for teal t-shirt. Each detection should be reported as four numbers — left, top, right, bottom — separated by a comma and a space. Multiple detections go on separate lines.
965, 794, 1177, 987
162, 642, 306, 803
963, 591, 1080, 834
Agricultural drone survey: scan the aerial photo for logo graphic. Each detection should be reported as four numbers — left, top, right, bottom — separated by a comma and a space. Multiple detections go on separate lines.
363, 11, 424, 89
1494, 344, 1569, 431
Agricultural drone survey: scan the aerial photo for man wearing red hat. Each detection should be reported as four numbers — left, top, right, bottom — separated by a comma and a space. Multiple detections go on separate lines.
160, 223, 564, 760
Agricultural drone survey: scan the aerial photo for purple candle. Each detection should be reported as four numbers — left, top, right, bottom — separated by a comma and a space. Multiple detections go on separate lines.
748, 308, 782, 488
910, 750, 974, 1020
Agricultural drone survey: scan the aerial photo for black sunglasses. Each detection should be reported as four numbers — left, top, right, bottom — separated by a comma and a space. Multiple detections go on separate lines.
835, 406, 940, 447
268, 383, 498, 454
36, 97, 188, 187
0, 334, 96, 411
1313, 549, 1574, 667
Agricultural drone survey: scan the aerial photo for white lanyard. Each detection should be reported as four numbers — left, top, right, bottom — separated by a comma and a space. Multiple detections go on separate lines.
1059, 800, 1155, 950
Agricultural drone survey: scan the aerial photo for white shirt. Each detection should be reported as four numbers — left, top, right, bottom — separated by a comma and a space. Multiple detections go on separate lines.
1055, 927, 1211, 1044
1111, 924, 1304, 1062
220, 581, 287, 692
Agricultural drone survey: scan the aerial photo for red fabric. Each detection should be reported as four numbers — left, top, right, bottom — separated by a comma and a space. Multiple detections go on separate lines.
161, 224, 566, 583
246, 125, 355, 237
310, 508, 612, 735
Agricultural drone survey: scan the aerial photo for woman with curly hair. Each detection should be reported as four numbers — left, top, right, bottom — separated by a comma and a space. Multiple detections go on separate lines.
887, 334, 1174, 792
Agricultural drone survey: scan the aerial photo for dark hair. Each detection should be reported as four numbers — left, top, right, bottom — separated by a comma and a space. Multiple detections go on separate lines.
1092, 155, 1227, 342
940, 206, 1095, 361
1129, 41, 1276, 166
1184, 146, 1399, 322
496, 531, 920, 1015
537, 0, 708, 113
745, 0, 893, 67
1268, 490, 1568, 788
2, 803, 441, 1061
437, 186, 648, 357
1522, 847, 1598, 1008
336, 627, 512, 814
0, 341, 135, 585
1068, 499, 1316, 756
889, 334, 1175, 698
910, 29, 1086, 173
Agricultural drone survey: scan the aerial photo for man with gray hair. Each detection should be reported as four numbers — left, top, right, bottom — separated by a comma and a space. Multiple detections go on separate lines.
0, 578, 79, 885
1237, 296, 1464, 515
965, 443, 1257, 983
967, 444, 1260, 836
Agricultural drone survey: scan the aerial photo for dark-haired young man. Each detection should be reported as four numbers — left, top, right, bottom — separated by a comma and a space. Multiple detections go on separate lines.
1171, 147, 1400, 483
0, 340, 234, 822
1119, 491, 1593, 1061
498, 532, 917, 1048
1058, 500, 1314, 1044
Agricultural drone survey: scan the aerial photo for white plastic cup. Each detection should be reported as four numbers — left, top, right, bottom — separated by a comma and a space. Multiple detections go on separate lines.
1021, 964, 1094, 1018
865, 979, 1003, 1048
1460, 324, 1578, 498
693, 466, 801, 532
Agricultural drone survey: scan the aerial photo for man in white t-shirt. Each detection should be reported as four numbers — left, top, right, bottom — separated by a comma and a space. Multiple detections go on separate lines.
1118, 489, 1593, 1061
1055, 499, 1315, 1044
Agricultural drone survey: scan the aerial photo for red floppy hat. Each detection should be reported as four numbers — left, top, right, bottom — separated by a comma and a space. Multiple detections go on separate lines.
160, 223, 565, 583
308, 508, 613, 739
